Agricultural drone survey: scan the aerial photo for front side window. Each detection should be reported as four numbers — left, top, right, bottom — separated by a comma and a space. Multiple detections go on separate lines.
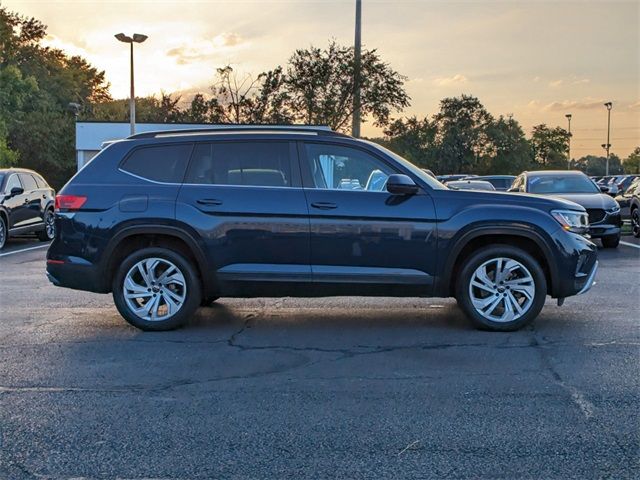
185, 141, 292, 187
5, 174, 22, 194
303, 143, 394, 191
121, 144, 193, 183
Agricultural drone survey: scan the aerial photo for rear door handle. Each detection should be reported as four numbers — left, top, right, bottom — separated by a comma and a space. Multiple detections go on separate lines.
196, 198, 223, 206
311, 202, 338, 210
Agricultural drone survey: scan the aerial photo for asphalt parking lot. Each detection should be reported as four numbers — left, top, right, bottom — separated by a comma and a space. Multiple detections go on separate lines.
0, 236, 638, 479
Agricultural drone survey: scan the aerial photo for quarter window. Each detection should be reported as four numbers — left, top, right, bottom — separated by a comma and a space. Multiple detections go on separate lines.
185, 142, 292, 187
121, 144, 193, 183
303, 143, 394, 191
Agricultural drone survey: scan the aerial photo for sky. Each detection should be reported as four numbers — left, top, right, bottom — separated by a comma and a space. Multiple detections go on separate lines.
5, 0, 640, 158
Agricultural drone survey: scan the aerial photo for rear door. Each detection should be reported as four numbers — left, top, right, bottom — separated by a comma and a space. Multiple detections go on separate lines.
299, 141, 438, 293
18, 173, 44, 226
176, 140, 311, 290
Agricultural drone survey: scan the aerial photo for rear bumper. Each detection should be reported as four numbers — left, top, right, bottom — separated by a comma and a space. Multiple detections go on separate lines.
46, 259, 109, 293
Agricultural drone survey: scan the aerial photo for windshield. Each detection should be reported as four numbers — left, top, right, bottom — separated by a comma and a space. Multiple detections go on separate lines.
365, 141, 446, 190
528, 174, 599, 194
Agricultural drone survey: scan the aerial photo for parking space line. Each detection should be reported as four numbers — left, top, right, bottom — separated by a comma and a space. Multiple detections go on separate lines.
620, 241, 640, 250
0, 244, 50, 257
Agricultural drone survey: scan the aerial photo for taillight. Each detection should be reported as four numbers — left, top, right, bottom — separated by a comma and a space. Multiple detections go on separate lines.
55, 194, 87, 211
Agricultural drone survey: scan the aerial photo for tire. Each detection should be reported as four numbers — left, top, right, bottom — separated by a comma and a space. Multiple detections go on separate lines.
632, 208, 640, 238
601, 234, 620, 249
112, 247, 202, 331
0, 216, 6, 250
37, 209, 56, 241
200, 296, 220, 307
455, 245, 547, 332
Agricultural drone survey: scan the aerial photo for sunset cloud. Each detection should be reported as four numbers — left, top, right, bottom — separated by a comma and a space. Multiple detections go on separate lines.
167, 33, 245, 65
432, 74, 469, 87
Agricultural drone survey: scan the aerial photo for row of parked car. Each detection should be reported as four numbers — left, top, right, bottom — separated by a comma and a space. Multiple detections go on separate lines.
0, 126, 634, 333
436, 172, 640, 247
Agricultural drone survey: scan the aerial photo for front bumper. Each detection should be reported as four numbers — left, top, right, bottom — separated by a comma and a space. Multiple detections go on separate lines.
576, 260, 598, 295
589, 212, 622, 238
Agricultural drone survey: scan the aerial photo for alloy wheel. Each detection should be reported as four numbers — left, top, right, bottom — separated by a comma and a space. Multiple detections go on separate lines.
45, 211, 56, 239
633, 209, 640, 238
123, 257, 187, 321
468, 257, 535, 323
0, 218, 5, 249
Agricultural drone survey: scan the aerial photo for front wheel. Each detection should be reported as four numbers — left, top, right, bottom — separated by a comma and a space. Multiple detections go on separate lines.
456, 245, 547, 331
601, 234, 620, 249
112, 247, 202, 331
632, 208, 640, 238
0, 216, 6, 250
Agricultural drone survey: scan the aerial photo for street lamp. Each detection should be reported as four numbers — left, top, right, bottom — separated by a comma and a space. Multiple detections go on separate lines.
604, 102, 612, 175
352, 0, 362, 138
115, 33, 148, 135
565, 113, 572, 169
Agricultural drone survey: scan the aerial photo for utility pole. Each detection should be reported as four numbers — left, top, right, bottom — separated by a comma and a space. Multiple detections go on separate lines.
352, 0, 362, 138
604, 102, 612, 175
565, 113, 572, 169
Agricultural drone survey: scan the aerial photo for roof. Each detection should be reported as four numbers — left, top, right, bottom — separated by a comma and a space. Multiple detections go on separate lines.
0, 168, 38, 175
525, 170, 586, 176
126, 125, 345, 140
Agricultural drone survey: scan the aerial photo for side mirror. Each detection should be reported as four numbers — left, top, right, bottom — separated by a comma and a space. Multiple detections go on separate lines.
507, 187, 519, 193
386, 174, 419, 195
9, 186, 24, 197
600, 185, 610, 193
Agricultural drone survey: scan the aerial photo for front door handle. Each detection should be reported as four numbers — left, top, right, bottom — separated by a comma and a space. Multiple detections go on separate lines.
196, 198, 223, 206
311, 201, 338, 210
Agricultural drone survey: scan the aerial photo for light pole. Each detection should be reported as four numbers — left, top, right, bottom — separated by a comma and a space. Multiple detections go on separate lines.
604, 102, 612, 175
565, 113, 572, 169
115, 33, 148, 135
352, 0, 362, 138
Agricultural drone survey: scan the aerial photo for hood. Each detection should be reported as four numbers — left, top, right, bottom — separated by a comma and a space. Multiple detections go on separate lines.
548, 193, 617, 210
441, 189, 586, 212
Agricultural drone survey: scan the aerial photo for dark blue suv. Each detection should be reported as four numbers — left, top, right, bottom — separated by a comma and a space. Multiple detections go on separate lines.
47, 127, 598, 331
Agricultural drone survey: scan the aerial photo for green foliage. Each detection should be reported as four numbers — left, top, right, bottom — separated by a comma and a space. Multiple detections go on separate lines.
530, 124, 571, 169
623, 147, 640, 174
0, 6, 110, 188
377, 96, 535, 175
573, 154, 624, 176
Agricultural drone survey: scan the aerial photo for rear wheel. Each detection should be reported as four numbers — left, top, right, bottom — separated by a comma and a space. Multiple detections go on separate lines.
632, 208, 640, 238
0, 216, 6, 250
112, 247, 201, 331
601, 234, 620, 249
456, 245, 547, 331
37, 209, 56, 241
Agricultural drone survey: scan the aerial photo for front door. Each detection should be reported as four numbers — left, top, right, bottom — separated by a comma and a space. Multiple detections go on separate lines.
176, 140, 310, 293
3, 174, 32, 230
299, 142, 438, 295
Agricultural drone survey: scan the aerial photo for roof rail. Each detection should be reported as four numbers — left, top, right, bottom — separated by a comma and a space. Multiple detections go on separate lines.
127, 125, 349, 140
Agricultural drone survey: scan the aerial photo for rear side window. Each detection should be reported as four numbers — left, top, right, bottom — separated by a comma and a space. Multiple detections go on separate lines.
185, 142, 292, 187
121, 144, 193, 183
33, 174, 49, 188
19, 173, 38, 191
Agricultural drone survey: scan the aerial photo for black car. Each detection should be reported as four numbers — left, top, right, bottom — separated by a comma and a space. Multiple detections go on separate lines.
471, 175, 516, 191
614, 177, 640, 220
627, 180, 640, 238
0, 168, 56, 250
47, 126, 597, 332
509, 170, 622, 248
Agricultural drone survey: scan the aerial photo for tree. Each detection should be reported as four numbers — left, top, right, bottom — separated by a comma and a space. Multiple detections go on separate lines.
482, 116, 533, 175
0, 6, 110, 187
380, 116, 438, 169
623, 147, 640, 174
284, 41, 409, 131
573, 154, 624, 176
530, 124, 570, 169
431, 95, 494, 173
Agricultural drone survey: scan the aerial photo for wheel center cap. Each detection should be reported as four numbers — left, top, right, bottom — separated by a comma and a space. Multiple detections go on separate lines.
152, 286, 161, 293
497, 286, 506, 293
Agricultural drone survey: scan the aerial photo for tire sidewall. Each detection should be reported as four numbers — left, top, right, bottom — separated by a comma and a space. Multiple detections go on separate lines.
38, 209, 56, 241
632, 209, 640, 238
0, 216, 6, 250
456, 245, 547, 331
112, 247, 201, 331
601, 234, 620, 248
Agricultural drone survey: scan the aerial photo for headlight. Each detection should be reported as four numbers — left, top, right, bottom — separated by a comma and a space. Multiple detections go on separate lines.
606, 205, 620, 214
551, 209, 589, 234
